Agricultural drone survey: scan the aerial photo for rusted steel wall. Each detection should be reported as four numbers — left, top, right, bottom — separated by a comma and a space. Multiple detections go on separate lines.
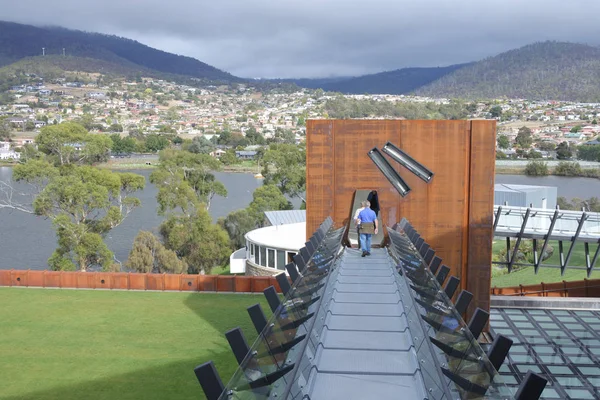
306, 119, 496, 314
0, 270, 284, 293
492, 279, 600, 297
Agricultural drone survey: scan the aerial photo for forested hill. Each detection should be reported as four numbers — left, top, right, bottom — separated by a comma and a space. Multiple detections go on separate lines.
0, 21, 241, 83
311, 64, 471, 95
417, 41, 600, 102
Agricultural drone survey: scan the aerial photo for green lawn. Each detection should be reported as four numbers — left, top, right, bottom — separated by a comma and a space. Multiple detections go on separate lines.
491, 240, 600, 287
0, 288, 270, 400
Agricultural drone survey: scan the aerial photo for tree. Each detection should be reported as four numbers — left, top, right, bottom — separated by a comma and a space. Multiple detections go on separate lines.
150, 149, 226, 213
489, 105, 502, 119
527, 150, 542, 159
515, 127, 533, 149
0, 119, 12, 141
159, 209, 231, 274
245, 126, 265, 145
497, 134, 510, 149
218, 209, 257, 249
262, 144, 306, 202
570, 125, 582, 133
524, 160, 549, 176
109, 123, 124, 132
145, 134, 169, 152
537, 142, 556, 152
219, 149, 240, 166
36, 122, 111, 165
577, 145, 600, 161
10, 162, 145, 271
188, 136, 216, 154
496, 151, 508, 159
247, 185, 293, 225
556, 141, 573, 160
126, 231, 187, 273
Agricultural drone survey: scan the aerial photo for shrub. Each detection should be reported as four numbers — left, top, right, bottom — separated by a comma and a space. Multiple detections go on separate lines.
524, 160, 549, 176
554, 161, 582, 176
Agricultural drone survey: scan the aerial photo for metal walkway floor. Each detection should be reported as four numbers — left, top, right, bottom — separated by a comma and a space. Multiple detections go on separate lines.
306, 248, 427, 399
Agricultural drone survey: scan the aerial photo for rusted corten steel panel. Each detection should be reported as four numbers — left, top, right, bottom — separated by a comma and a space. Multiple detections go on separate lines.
466, 120, 497, 316
306, 119, 496, 314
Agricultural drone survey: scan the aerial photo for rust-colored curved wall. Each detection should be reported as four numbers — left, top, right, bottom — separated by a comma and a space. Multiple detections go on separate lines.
306, 119, 496, 314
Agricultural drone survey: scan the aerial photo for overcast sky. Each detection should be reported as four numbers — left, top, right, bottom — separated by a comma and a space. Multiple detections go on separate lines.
2, 0, 599, 78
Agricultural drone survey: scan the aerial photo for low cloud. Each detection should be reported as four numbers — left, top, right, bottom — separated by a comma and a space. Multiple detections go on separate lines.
2, 0, 599, 78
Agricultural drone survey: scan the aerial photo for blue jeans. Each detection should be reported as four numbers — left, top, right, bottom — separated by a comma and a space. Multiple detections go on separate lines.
360, 233, 372, 253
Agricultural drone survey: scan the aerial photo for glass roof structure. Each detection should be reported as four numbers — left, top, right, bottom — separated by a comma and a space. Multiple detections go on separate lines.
490, 308, 600, 400
196, 218, 544, 400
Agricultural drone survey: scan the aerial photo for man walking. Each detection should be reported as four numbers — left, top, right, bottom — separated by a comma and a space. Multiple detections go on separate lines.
357, 201, 378, 257
353, 201, 367, 249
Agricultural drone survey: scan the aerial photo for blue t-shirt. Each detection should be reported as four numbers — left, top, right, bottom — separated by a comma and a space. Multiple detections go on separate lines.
358, 208, 377, 223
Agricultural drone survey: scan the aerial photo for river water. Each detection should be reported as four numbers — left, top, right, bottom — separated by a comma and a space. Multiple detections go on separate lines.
0, 168, 597, 270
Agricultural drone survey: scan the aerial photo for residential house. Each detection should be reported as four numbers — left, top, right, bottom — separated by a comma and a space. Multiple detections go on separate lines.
236, 151, 257, 160
0, 142, 20, 160
210, 149, 227, 158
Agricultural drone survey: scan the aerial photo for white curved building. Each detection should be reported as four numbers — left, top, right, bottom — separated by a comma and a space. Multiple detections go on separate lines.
230, 221, 306, 276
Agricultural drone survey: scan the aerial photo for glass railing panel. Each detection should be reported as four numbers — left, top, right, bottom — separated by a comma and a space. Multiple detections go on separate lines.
219, 224, 344, 400
387, 226, 514, 400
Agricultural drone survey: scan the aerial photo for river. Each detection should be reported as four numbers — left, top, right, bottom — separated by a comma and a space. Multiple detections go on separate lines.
0, 168, 597, 270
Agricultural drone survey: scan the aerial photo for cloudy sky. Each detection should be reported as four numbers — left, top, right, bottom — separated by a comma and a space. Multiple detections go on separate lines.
2, 0, 599, 78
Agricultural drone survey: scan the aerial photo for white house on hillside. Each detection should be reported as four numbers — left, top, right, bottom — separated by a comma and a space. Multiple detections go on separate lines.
0, 142, 20, 160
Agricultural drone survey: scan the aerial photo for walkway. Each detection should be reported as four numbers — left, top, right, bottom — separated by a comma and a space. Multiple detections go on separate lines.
306, 248, 427, 399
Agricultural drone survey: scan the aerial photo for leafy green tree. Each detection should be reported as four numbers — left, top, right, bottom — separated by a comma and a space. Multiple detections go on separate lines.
12, 162, 145, 271
172, 136, 183, 145
537, 142, 556, 152
489, 105, 503, 119
126, 231, 187, 273
497, 134, 510, 149
150, 149, 226, 213
217, 129, 232, 145
76, 114, 95, 131
145, 134, 170, 152
245, 126, 265, 145
159, 209, 231, 274
0, 119, 12, 141
496, 151, 508, 159
527, 150, 543, 159
247, 184, 293, 225
578, 144, 600, 161
524, 160, 549, 176
262, 143, 306, 202
556, 141, 573, 160
36, 122, 112, 165
188, 136, 216, 154
109, 123, 124, 132
570, 125, 582, 133
515, 127, 533, 149
220, 149, 240, 166
218, 209, 257, 249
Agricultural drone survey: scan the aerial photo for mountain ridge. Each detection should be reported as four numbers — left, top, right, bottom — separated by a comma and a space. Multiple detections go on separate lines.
0, 20, 241, 83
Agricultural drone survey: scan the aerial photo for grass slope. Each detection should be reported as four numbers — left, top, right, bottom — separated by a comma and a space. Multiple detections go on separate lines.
491, 240, 600, 287
0, 288, 270, 400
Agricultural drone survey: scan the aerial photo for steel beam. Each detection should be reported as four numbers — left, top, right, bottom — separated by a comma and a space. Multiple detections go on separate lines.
535, 208, 559, 274
561, 212, 587, 275
493, 205, 503, 233
508, 208, 531, 273
588, 242, 600, 278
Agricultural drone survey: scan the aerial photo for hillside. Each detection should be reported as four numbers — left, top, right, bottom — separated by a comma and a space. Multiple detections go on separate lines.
0, 21, 241, 83
417, 41, 600, 101
312, 64, 471, 94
